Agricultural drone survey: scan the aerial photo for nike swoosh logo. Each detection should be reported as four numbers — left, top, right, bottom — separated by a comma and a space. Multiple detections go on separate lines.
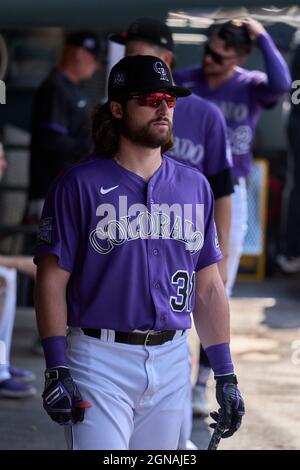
100, 185, 119, 195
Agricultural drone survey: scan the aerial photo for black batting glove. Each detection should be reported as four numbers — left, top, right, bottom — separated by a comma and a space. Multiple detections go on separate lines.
210, 374, 245, 438
42, 367, 90, 425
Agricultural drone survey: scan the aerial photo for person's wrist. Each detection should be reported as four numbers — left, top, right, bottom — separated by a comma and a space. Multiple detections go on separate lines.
205, 343, 234, 377
256, 31, 270, 44
215, 373, 237, 384
42, 336, 68, 369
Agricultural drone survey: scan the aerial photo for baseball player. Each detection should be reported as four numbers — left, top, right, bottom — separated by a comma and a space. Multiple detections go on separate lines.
175, 18, 291, 412
110, 19, 235, 431
34, 55, 244, 450
111, 19, 234, 287
175, 18, 291, 297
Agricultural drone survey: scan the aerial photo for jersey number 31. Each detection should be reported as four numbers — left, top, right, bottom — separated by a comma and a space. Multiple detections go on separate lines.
170, 270, 195, 313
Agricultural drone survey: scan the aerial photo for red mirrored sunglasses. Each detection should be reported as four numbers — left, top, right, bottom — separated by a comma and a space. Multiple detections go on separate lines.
127, 92, 177, 108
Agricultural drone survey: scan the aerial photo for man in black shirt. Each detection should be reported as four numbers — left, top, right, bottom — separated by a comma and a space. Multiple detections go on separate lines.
29, 31, 99, 219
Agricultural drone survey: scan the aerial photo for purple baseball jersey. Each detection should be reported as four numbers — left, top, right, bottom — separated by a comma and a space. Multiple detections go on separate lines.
167, 93, 232, 175
34, 156, 222, 331
175, 32, 291, 178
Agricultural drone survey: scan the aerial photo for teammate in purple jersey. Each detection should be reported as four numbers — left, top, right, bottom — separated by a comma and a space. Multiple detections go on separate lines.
175, 18, 291, 181
34, 55, 244, 450
175, 17, 291, 416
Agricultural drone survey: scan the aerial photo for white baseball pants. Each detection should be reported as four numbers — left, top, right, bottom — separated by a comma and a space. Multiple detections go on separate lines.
226, 177, 248, 297
65, 328, 189, 450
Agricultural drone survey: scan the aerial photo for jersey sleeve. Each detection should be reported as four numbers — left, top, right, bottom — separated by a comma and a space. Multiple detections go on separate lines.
250, 32, 291, 108
34, 177, 79, 272
195, 181, 223, 271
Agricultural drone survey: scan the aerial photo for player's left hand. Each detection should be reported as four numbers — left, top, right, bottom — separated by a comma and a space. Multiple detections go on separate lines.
42, 367, 91, 425
210, 374, 245, 438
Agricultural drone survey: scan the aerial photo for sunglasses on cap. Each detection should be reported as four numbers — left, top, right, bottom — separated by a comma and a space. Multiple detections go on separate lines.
127, 92, 177, 108
204, 44, 237, 65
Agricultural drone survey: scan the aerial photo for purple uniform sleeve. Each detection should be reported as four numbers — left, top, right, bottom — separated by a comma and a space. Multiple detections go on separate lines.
34, 178, 79, 272
195, 181, 223, 271
251, 32, 291, 107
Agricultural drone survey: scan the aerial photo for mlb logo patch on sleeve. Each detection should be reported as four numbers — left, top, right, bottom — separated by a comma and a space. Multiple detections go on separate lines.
37, 217, 53, 245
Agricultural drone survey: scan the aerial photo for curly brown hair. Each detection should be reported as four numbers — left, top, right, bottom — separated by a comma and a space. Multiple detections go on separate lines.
91, 102, 121, 158
91, 101, 174, 158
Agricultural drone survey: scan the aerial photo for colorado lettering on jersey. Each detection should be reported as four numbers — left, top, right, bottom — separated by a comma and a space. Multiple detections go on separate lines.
168, 136, 204, 166
89, 197, 204, 255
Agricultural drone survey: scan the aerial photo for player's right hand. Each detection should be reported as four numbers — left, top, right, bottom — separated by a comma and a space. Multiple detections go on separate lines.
42, 366, 91, 425
210, 373, 245, 438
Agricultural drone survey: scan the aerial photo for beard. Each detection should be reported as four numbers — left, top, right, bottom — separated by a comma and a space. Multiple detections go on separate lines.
121, 112, 173, 149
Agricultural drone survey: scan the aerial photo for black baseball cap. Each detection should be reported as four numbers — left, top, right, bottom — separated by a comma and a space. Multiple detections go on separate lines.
110, 18, 174, 52
108, 55, 190, 101
65, 31, 100, 58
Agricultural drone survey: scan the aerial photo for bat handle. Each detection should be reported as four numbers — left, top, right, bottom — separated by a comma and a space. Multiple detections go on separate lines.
207, 422, 226, 451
